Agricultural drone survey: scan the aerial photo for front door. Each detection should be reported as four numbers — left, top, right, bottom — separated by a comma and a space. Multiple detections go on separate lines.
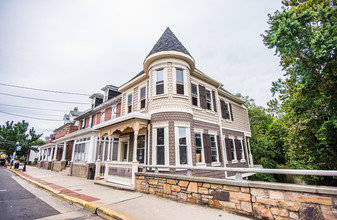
121, 142, 128, 162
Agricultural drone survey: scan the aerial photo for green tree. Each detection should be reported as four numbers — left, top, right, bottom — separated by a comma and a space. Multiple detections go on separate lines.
236, 94, 286, 181
0, 120, 42, 159
263, 0, 337, 182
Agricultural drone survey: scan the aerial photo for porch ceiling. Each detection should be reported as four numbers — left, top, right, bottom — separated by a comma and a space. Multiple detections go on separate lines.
99, 118, 148, 138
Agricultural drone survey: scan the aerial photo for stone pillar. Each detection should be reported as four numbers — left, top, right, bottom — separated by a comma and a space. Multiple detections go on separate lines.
61, 142, 67, 161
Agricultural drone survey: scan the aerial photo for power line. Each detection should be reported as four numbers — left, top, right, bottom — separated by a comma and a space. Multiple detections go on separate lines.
0, 103, 69, 112
0, 110, 63, 122
0, 92, 90, 105
0, 83, 91, 96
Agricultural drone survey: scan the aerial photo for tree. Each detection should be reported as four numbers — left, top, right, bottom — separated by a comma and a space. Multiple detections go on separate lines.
262, 0, 337, 182
236, 94, 286, 182
0, 120, 42, 159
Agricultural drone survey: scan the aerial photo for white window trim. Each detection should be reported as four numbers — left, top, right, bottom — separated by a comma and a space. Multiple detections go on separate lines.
194, 131, 206, 166
174, 122, 192, 166
100, 110, 105, 123
227, 135, 238, 163
139, 84, 147, 110
126, 92, 133, 114
153, 68, 167, 96
111, 105, 117, 120
152, 123, 169, 166
173, 67, 187, 96
208, 131, 220, 166
191, 82, 200, 107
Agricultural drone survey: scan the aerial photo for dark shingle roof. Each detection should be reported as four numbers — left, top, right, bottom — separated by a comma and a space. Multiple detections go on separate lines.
146, 27, 192, 58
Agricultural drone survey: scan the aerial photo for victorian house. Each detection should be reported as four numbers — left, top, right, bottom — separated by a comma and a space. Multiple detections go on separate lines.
39, 28, 253, 186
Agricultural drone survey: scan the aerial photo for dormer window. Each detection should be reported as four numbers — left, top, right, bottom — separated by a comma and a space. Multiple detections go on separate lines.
127, 94, 133, 113
156, 69, 164, 95
176, 69, 184, 95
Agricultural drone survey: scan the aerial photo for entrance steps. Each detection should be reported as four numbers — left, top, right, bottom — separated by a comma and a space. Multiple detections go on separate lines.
59, 166, 70, 176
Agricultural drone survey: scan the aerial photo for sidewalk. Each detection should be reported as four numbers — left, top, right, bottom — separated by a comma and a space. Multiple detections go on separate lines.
10, 166, 251, 220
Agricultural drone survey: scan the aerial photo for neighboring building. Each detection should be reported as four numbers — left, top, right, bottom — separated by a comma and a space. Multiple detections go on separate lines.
39, 28, 253, 182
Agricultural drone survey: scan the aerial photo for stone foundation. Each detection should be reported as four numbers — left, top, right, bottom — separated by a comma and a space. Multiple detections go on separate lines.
52, 161, 67, 172
71, 163, 88, 178
42, 161, 52, 170
136, 173, 337, 220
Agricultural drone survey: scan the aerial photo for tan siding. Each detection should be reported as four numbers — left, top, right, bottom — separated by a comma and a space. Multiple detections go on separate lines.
221, 103, 250, 133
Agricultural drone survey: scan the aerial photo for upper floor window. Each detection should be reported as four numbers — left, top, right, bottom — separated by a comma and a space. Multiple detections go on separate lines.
140, 87, 146, 109
81, 119, 86, 129
176, 69, 184, 95
156, 69, 164, 95
127, 94, 133, 113
89, 116, 93, 128
111, 105, 117, 119
225, 103, 232, 120
100, 111, 105, 123
206, 89, 212, 110
191, 84, 198, 106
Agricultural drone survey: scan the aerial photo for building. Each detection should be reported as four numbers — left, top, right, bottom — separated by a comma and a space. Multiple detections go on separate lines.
39, 28, 253, 185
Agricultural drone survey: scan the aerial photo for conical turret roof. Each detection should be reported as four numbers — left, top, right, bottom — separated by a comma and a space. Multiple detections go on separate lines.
146, 27, 192, 58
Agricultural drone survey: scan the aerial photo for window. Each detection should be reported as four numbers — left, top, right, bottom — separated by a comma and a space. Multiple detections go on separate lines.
210, 135, 218, 162
176, 69, 184, 94
156, 128, 165, 165
178, 128, 188, 165
238, 139, 244, 160
74, 138, 89, 163
89, 116, 93, 128
156, 69, 164, 95
195, 133, 203, 163
100, 111, 105, 123
111, 106, 117, 119
137, 135, 145, 163
206, 89, 212, 110
191, 84, 198, 106
229, 138, 236, 161
140, 87, 146, 109
225, 104, 230, 119
81, 119, 86, 129
127, 94, 133, 113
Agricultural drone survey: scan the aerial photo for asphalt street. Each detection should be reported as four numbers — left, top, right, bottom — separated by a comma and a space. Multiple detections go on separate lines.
0, 167, 101, 220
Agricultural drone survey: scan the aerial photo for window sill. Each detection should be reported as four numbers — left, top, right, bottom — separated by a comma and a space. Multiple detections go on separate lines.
206, 110, 215, 115
172, 94, 189, 100
152, 94, 169, 100
196, 163, 207, 167
212, 162, 221, 167
231, 160, 238, 164
192, 106, 202, 111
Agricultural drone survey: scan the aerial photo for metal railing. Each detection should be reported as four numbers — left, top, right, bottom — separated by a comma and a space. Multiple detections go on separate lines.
138, 165, 337, 181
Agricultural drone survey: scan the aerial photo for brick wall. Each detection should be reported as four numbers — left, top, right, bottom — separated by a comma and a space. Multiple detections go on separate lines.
105, 107, 112, 122
136, 173, 337, 220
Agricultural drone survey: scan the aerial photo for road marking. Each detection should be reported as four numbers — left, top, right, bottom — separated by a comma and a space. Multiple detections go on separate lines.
0, 189, 7, 192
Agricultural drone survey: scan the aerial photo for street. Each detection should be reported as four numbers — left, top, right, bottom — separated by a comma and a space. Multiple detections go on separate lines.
0, 167, 102, 220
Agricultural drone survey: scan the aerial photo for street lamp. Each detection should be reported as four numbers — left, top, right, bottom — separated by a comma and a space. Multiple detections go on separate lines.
23, 137, 30, 172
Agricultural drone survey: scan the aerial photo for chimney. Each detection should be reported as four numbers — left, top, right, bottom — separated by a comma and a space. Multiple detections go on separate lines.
74, 107, 78, 111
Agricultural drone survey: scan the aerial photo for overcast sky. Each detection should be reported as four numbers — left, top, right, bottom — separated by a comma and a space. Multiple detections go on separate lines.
0, 0, 284, 139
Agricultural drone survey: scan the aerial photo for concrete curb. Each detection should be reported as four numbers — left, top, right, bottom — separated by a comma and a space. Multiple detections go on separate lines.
9, 169, 134, 220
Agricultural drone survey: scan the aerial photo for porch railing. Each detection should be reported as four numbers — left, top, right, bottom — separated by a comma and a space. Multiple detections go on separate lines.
96, 161, 139, 187
138, 165, 337, 181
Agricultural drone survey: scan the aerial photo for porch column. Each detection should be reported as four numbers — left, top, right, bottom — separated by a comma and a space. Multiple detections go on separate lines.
132, 130, 139, 162
61, 142, 67, 161
53, 145, 58, 160
247, 138, 253, 167
107, 134, 112, 161
97, 137, 102, 161
94, 136, 103, 180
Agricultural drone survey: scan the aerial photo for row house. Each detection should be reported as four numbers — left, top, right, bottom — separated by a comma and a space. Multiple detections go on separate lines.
39, 28, 253, 186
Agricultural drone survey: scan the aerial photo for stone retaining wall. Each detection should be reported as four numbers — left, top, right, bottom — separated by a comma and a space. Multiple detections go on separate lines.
135, 173, 337, 219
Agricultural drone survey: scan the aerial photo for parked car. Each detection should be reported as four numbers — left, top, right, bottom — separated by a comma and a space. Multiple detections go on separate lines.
0, 158, 6, 166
